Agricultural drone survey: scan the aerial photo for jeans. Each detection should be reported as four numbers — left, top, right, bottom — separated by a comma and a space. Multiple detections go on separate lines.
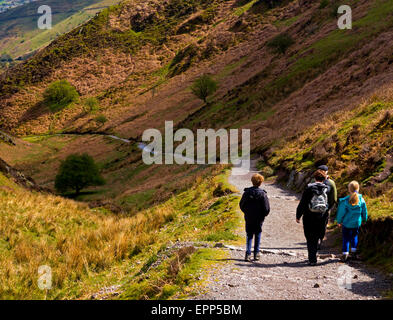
342, 226, 360, 254
246, 232, 261, 255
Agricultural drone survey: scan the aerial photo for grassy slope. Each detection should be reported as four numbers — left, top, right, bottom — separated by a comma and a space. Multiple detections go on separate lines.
0, 166, 240, 299
0, 0, 120, 59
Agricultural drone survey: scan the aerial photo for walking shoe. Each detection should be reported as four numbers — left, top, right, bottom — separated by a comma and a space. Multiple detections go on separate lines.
341, 253, 349, 262
308, 261, 317, 266
245, 253, 252, 262
254, 252, 260, 261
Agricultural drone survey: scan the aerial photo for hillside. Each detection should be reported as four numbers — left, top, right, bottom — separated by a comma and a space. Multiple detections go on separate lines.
0, 0, 120, 70
0, 0, 392, 299
0, 0, 392, 208
0, 156, 240, 299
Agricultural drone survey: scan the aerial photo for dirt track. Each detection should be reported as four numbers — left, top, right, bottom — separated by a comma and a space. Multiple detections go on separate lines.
194, 162, 391, 300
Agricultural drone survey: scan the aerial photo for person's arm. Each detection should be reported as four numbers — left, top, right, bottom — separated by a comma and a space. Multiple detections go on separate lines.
327, 184, 334, 210
335, 200, 345, 225
262, 191, 270, 217
330, 179, 338, 203
296, 188, 309, 221
239, 193, 246, 213
361, 199, 368, 223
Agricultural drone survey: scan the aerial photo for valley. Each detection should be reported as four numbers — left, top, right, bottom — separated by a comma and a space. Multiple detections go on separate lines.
0, 0, 392, 300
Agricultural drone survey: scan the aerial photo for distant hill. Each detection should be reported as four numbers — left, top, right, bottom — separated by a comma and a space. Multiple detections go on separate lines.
0, 0, 120, 68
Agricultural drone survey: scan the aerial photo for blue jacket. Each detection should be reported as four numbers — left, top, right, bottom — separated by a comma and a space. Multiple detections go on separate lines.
336, 194, 368, 229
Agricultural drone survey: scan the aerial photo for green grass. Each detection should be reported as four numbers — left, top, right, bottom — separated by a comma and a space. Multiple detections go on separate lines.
118, 189, 156, 212
273, 15, 301, 28
233, 0, 259, 16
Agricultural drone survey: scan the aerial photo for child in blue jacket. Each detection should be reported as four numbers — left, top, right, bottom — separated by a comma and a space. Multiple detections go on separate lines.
336, 181, 368, 262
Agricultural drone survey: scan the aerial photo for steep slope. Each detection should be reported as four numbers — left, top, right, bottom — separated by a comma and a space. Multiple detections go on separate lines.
0, 0, 121, 68
0, 0, 392, 142
0, 0, 392, 212
0, 160, 239, 299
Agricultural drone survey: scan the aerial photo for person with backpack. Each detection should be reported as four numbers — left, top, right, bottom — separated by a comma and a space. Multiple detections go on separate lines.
239, 173, 270, 262
296, 170, 331, 266
336, 181, 368, 262
316, 165, 337, 250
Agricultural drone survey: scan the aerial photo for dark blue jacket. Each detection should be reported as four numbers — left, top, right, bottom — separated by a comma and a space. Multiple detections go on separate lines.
240, 187, 270, 234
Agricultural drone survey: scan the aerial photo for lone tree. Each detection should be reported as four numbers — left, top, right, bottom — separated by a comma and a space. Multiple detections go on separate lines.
191, 74, 218, 103
55, 153, 105, 195
44, 79, 79, 112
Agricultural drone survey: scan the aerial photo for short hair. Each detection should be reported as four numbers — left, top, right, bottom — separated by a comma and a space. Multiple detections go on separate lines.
251, 173, 264, 186
314, 169, 327, 182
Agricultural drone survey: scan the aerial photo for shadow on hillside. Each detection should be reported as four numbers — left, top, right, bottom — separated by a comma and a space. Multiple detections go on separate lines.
19, 101, 50, 125
62, 190, 102, 200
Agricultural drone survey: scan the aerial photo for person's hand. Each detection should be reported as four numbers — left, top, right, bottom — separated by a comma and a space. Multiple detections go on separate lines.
338, 223, 342, 227
296, 219, 300, 224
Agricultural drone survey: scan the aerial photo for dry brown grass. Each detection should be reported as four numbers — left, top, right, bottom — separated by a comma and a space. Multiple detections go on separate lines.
0, 173, 181, 299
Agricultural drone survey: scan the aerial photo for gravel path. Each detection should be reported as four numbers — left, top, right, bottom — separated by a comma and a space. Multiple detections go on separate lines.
195, 161, 391, 300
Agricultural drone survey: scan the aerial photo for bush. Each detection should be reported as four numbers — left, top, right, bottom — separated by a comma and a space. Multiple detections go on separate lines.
43, 80, 79, 112
55, 153, 105, 195
84, 97, 100, 113
95, 115, 108, 124
191, 74, 218, 103
261, 166, 274, 177
267, 33, 294, 54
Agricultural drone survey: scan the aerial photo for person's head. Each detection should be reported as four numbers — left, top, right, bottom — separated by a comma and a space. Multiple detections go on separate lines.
317, 165, 328, 175
313, 169, 327, 182
251, 173, 264, 187
348, 181, 360, 206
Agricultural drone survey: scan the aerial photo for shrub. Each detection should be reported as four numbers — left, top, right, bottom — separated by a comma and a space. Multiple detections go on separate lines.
191, 74, 218, 103
266, 33, 294, 54
261, 166, 274, 177
95, 115, 108, 124
43, 80, 79, 112
55, 153, 105, 195
84, 97, 100, 113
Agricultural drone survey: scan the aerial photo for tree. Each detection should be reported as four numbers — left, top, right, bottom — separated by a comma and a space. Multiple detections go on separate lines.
191, 74, 218, 103
55, 153, 105, 195
44, 79, 79, 112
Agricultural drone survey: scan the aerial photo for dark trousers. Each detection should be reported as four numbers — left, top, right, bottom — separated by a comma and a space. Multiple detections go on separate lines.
303, 216, 325, 263
246, 232, 262, 256
319, 211, 329, 241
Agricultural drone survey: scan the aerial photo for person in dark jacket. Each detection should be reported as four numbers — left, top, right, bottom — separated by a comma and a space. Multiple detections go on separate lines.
239, 173, 270, 262
296, 170, 331, 266
316, 165, 337, 250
